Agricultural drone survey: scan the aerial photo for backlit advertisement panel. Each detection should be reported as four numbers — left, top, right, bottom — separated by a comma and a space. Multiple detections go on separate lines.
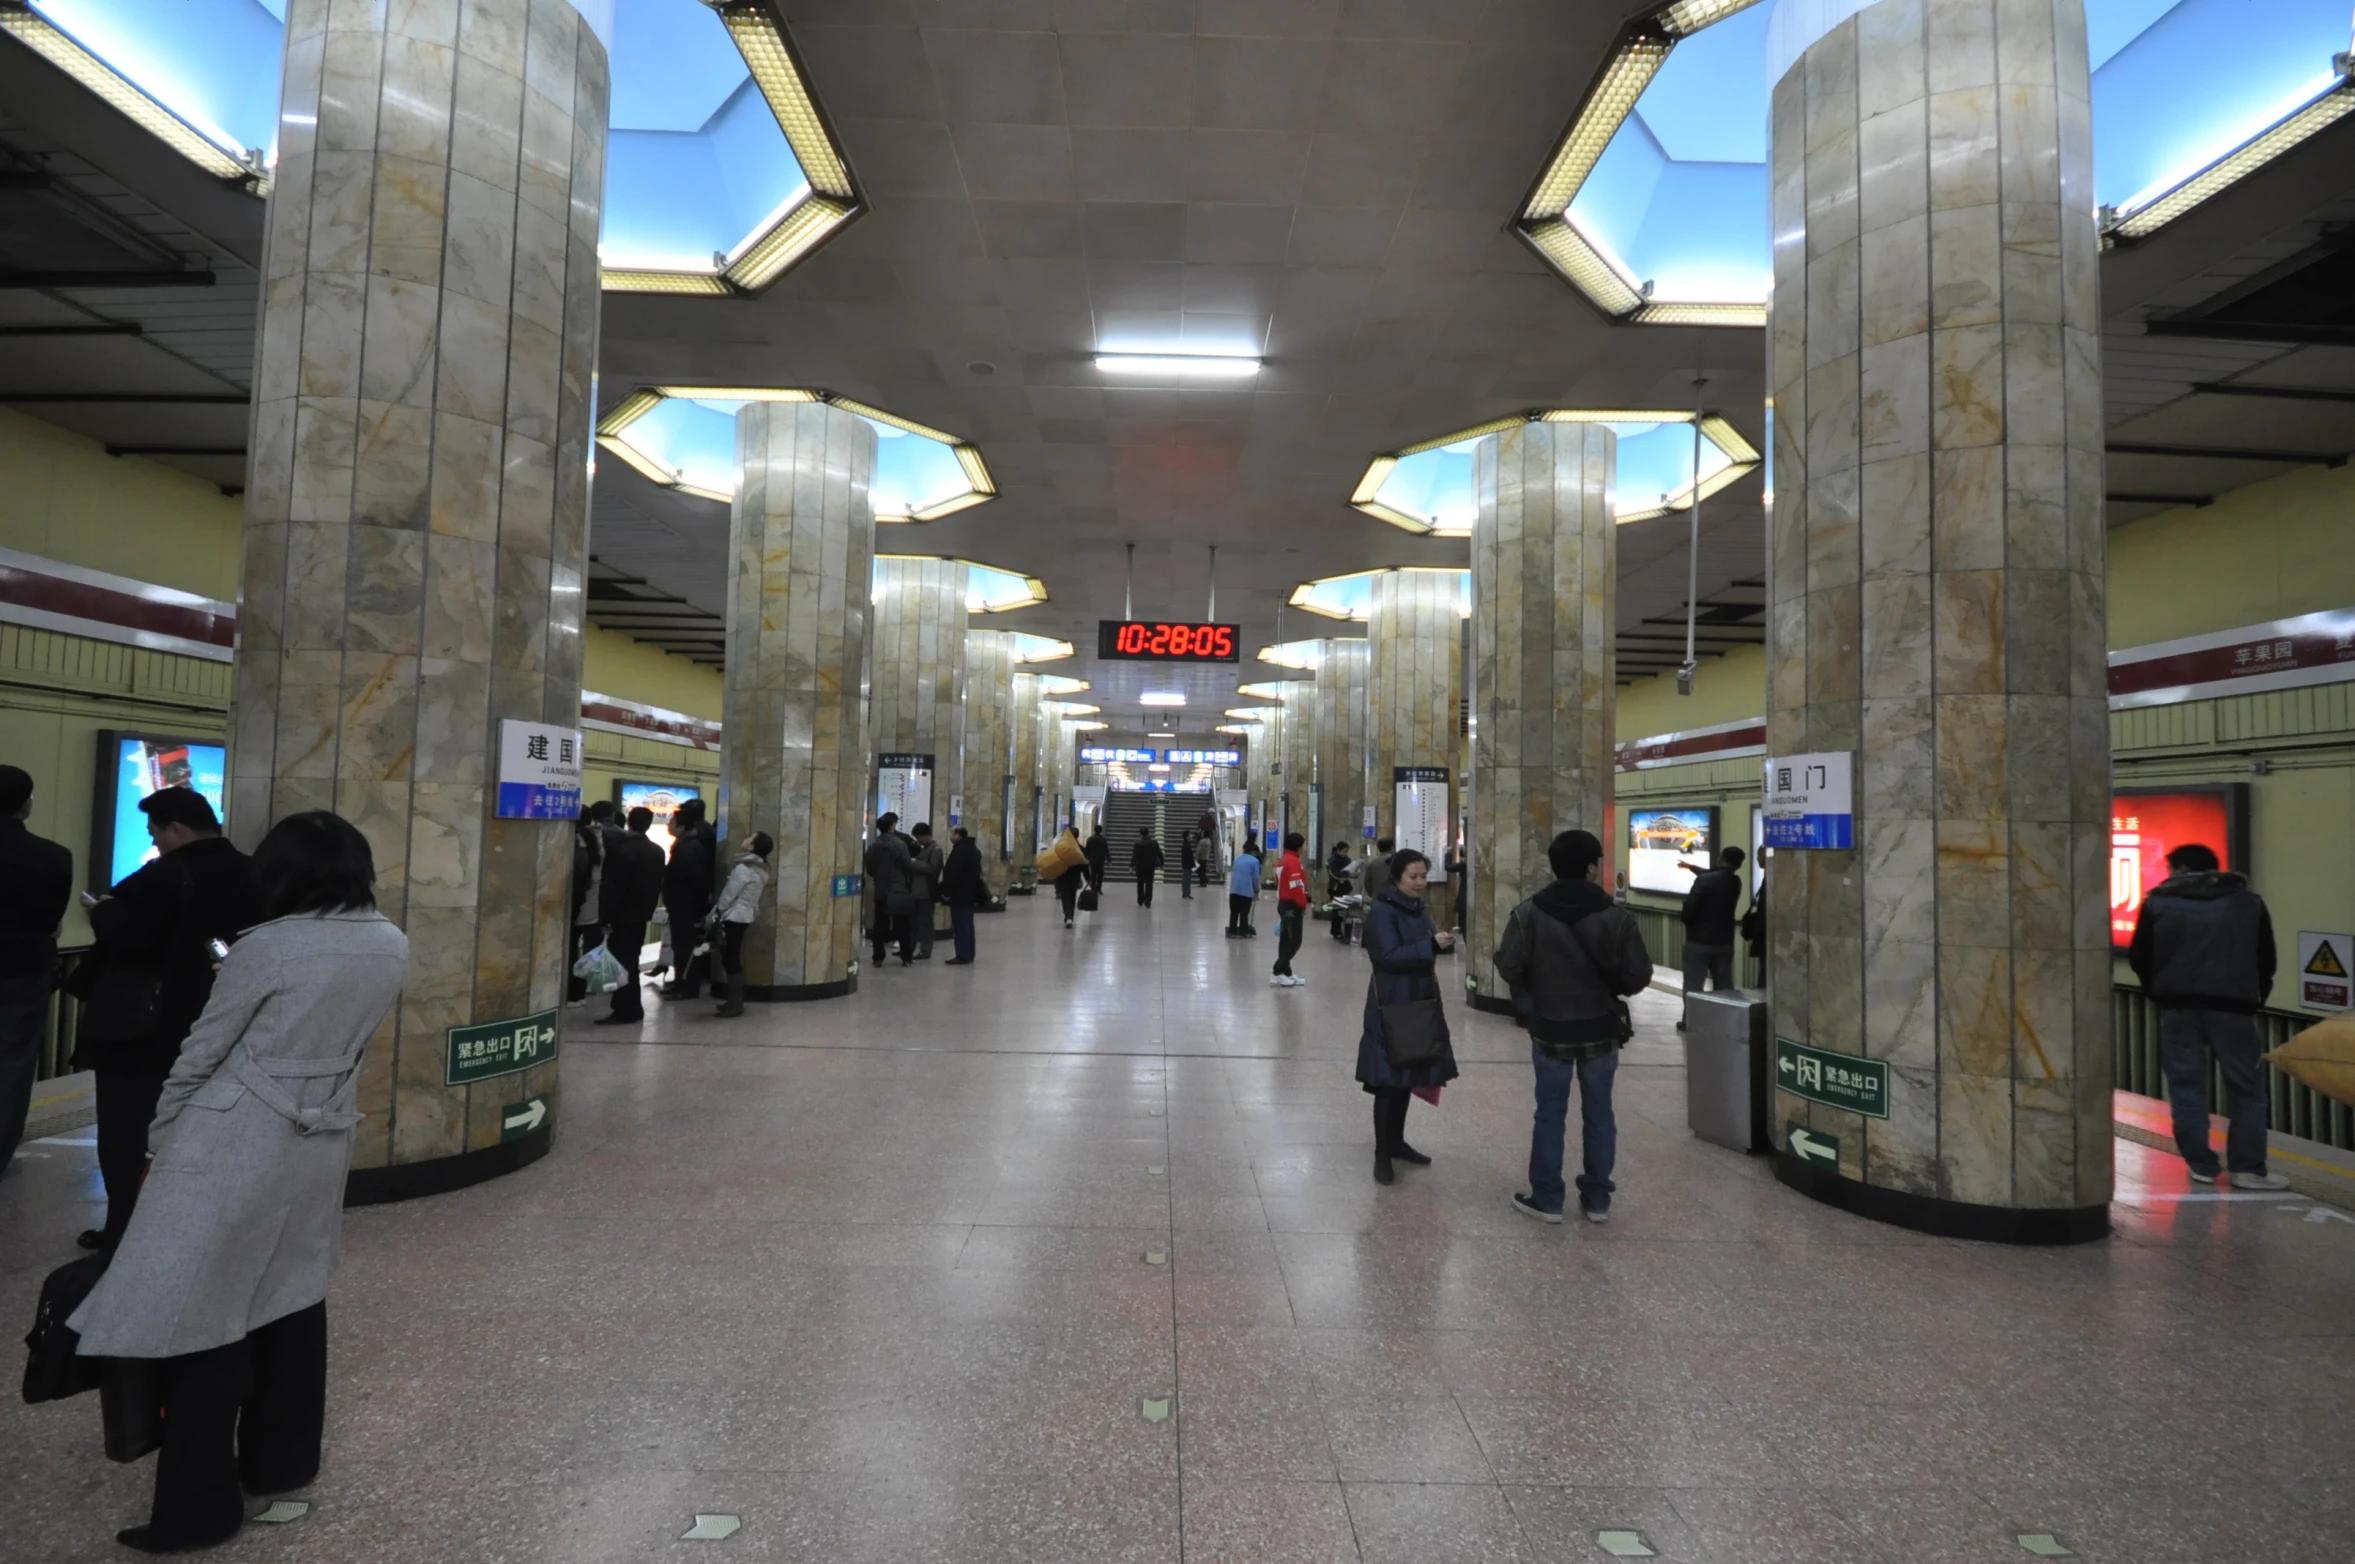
1627, 806, 1717, 896
2111, 786, 2249, 950
92, 731, 227, 889
614, 780, 701, 859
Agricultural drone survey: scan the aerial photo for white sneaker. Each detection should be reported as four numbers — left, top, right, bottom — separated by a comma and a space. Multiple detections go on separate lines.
1270, 974, 1288, 987
2231, 1171, 2292, 1190
1287, 975, 1307, 987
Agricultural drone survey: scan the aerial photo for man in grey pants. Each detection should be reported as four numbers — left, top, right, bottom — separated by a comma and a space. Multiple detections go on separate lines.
2128, 842, 2286, 1189
1677, 846, 1744, 1033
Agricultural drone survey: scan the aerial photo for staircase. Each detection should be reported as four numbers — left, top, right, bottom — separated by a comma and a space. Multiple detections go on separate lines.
1097, 789, 1170, 882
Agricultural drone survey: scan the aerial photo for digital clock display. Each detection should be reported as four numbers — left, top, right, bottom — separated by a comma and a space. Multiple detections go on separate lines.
1097, 620, 1241, 662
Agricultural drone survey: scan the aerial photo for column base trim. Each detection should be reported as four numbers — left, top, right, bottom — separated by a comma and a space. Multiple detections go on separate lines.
1467, 991, 1517, 1016
1773, 1153, 2110, 1245
344, 1123, 551, 1207
745, 975, 858, 1002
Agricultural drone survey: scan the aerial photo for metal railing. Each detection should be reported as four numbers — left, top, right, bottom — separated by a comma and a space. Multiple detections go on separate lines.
33, 946, 90, 1083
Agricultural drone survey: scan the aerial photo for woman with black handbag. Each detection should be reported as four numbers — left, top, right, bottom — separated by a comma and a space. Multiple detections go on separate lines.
1356, 849, 1457, 1185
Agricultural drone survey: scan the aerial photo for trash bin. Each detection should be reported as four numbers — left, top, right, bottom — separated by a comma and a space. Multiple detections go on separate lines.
1685, 987, 1769, 1153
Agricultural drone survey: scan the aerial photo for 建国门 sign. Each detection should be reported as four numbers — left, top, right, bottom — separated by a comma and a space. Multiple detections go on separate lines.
1762, 751, 1853, 850
445, 1008, 560, 1086
1774, 1037, 1889, 1119
496, 720, 582, 819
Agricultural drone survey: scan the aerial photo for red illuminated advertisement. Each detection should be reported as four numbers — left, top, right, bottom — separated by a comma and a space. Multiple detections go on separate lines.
2110, 789, 2246, 949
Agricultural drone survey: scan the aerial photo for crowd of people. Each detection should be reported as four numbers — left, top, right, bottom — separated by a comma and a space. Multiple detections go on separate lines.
570, 797, 774, 1019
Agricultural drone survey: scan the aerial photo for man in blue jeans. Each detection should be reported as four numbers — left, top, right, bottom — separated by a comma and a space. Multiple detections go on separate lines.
1493, 829, 1654, 1224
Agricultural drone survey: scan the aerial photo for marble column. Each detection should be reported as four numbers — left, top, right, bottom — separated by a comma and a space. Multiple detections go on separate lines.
1467, 422, 1616, 1008
1245, 704, 1283, 846
1366, 572, 1463, 852
1767, 0, 2109, 1239
229, 0, 607, 1185
1009, 670, 1042, 881
1313, 637, 1371, 857
963, 628, 1016, 900
719, 401, 876, 999
869, 557, 969, 835
1280, 682, 1320, 849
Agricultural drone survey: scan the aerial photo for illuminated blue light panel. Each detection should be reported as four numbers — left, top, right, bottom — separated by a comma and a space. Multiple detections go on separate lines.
1294, 571, 1471, 622
1369, 423, 1732, 533
623, 398, 972, 516
32, 0, 288, 161
1561, 0, 2355, 309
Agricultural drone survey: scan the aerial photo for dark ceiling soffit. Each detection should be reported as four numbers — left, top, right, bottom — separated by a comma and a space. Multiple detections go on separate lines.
2188, 381, 2355, 404
0, 269, 216, 289
2107, 491, 2214, 508
0, 391, 246, 403
2141, 318, 2355, 348
2107, 440, 2348, 467
105, 444, 242, 457
0, 322, 140, 336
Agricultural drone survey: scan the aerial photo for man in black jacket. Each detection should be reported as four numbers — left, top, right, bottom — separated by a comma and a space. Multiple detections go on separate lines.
1084, 825, 1110, 892
1494, 829, 1654, 1225
1677, 846, 1745, 1033
941, 826, 985, 965
659, 797, 718, 999
80, 787, 262, 1247
2129, 843, 2285, 1188
1131, 828, 1164, 907
0, 765, 73, 1175
596, 807, 667, 1025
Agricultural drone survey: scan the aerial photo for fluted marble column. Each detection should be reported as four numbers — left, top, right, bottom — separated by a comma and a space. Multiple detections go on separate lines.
1245, 704, 1283, 848
1367, 572, 1463, 857
1280, 682, 1320, 849
963, 628, 1016, 900
720, 401, 876, 999
1313, 638, 1371, 855
869, 557, 968, 835
1767, 0, 2109, 1240
229, 0, 606, 1188
1009, 670, 1043, 879
1467, 422, 1616, 1008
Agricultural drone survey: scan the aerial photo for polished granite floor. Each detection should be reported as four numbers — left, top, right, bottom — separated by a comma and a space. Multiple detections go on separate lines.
6, 890, 2354, 1562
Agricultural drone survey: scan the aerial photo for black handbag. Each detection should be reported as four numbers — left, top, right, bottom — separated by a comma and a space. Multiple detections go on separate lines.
1376, 991, 1451, 1068
22, 1252, 107, 1404
1077, 886, 1100, 913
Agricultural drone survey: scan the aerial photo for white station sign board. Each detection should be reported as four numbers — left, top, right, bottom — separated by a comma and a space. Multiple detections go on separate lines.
1762, 751, 1854, 850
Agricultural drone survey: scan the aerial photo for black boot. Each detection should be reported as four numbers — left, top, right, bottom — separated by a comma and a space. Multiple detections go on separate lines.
714, 970, 745, 1017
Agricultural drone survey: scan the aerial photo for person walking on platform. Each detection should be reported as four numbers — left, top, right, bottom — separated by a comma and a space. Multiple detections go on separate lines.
75, 787, 263, 1251
68, 810, 407, 1555
1358, 849, 1456, 1185
594, 808, 665, 1025
566, 802, 609, 1003
1047, 825, 1087, 928
1495, 829, 1654, 1225
908, 823, 944, 958
1131, 827, 1165, 907
0, 765, 72, 1175
1226, 842, 1262, 937
1271, 832, 1310, 987
1084, 824, 1110, 894
1177, 830, 1198, 899
1195, 808, 1218, 887
1327, 840, 1356, 942
941, 826, 984, 964
710, 832, 772, 1016
2129, 843, 2288, 1189
1677, 846, 1745, 1032
659, 798, 717, 999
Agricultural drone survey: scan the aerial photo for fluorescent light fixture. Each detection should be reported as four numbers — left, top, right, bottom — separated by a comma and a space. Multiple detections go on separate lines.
1039, 701, 1099, 715
2108, 75, 2355, 243
1139, 692, 1186, 707
1216, 724, 1254, 735
1147, 730, 1176, 738
1009, 634, 1076, 664
1253, 644, 1323, 672
1224, 709, 1272, 722
1095, 354, 1261, 378
1512, 0, 1767, 326
1147, 764, 1171, 772
1236, 680, 1300, 698
0, 6, 266, 188
1034, 675, 1090, 695
1070, 720, 1108, 731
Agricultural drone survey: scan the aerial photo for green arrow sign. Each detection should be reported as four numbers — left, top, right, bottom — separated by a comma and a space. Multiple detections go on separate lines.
1787, 1123, 1839, 1166
1774, 1037, 1890, 1119
501, 1096, 548, 1140
444, 1009, 559, 1086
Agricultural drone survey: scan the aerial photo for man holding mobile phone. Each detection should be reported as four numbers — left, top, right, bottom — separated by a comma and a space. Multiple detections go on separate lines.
0, 766, 73, 1176
75, 788, 262, 1249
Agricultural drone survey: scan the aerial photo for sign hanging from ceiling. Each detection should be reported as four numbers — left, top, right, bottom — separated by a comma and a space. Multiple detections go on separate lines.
1096, 620, 1242, 661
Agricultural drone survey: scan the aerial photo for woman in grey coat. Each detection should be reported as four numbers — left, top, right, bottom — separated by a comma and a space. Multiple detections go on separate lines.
71, 810, 408, 1553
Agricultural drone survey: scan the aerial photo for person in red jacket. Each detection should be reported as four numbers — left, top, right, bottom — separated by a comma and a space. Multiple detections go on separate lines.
1272, 832, 1312, 988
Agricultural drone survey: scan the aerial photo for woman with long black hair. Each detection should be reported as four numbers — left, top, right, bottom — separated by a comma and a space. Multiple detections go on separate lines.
69, 811, 408, 1553
1355, 848, 1458, 1185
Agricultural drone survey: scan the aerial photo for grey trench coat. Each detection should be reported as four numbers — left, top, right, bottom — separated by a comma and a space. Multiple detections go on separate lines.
71, 909, 409, 1359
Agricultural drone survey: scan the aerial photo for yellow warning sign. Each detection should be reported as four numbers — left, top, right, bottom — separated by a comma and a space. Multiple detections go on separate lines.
2307, 942, 2350, 978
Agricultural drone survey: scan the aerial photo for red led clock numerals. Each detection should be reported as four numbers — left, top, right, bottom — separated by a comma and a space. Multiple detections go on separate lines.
1111, 621, 1233, 659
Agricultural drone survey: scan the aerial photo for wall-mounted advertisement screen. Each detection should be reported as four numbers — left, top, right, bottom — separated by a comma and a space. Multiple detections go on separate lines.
614, 780, 701, 859
92, 731, 228, 890
2111, 785, 2249, 950
1627, 805, 1718, 896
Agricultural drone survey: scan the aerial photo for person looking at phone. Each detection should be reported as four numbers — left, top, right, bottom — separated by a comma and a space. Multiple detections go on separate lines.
72, 787, 262, 1251
0, 764, 73, 1176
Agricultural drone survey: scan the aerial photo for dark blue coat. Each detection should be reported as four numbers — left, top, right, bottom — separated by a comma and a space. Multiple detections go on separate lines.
1355, 887, 1460, 1092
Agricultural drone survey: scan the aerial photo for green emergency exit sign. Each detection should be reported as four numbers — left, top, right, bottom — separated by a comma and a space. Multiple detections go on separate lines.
444, 1009, 559, 1086
1774, 1037, 1890, 1119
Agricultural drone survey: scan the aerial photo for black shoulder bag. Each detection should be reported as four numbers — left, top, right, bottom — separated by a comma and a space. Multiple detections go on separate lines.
1565, 910, 1637, 1046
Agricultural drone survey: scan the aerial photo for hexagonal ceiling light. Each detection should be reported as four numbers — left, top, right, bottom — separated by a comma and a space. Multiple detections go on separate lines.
1348, 410, 1760, 536
0, 1, 860, 296
1252, 645, 1324, 672
1289, 569, 1472, 623
596, 386, 996, 520
872, 556, 1047, 614
601, 0, 862, 295
1012, 639, 1078, 667
1517, 0, 2355, 323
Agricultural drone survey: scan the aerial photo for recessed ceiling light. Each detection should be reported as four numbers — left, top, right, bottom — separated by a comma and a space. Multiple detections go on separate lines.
1139, 692, 1185, 706
1096, 354, 1260, 378
967, 360, 995, 376
1148, 730, 1175, 737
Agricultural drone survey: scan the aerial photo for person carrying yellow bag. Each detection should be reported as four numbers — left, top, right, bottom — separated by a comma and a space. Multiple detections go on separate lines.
1038, 826, 1088, 928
